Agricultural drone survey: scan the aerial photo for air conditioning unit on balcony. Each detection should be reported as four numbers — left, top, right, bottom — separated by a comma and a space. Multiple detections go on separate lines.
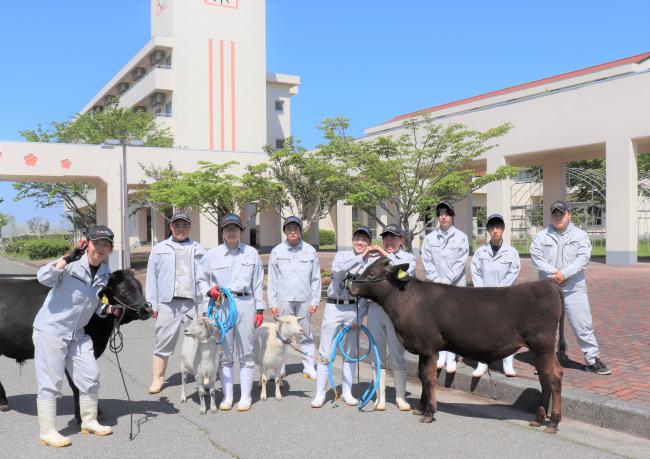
117, 82, 130, 94
132, 67, 146, 81
150, 49, 165, 65
150, 92, 165, 106
134, 106, 147, 113
104, 95, 116, 105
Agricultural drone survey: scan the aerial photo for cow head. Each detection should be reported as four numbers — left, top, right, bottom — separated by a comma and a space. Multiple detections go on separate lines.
349, 257, 411, 301
99, 269, 153, 323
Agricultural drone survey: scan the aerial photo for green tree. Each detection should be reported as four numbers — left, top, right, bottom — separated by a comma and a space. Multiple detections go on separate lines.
0, 212, 9, 239
15, 101, 174, 230
318, 116, 517, 249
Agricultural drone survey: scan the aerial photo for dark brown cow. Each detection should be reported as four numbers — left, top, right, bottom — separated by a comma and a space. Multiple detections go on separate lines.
350, 257, 565, 433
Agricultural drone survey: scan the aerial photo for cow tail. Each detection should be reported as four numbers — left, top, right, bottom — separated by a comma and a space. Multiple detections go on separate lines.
556, 285, 567, 357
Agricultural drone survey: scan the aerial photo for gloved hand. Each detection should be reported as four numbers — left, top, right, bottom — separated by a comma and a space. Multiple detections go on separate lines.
206, 286, 221, 299
63, 240, 88, 264
254, 311, 264, 328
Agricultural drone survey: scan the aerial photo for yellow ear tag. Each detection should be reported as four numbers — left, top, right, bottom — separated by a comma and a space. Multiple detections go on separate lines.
101, 295, 110, 305
397, 269, 408, 280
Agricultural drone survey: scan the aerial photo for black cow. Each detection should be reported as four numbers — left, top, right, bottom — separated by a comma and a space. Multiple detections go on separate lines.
0, 269, 152, 421
350, 258, 565, 433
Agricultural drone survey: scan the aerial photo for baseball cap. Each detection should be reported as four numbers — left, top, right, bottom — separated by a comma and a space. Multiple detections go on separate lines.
87, 225, 114, 243
550, 200, 570, 214
353, 225, 372, 239
380, 224, 404, 237
435, 201, 456, 217
220, 213, 244, 229
170, 212, 192, 223
283, 216, 302, 231
485, 213, 505, 228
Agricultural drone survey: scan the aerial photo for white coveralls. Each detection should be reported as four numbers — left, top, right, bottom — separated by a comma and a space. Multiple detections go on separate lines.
267, 239, 321, 376
421, 225, 469, 369
203, 242, 265, 409
470, 242, 521, 375
33, 254, 110, 400
146, 237, 210, 358
530, 223, 601, 365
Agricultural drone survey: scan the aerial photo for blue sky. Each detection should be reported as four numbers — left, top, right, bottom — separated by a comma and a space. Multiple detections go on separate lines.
1, 0, 649, 226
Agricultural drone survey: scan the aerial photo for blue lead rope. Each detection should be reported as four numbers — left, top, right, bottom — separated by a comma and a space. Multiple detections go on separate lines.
328, 323, 381, 410
206, 287, 238, 344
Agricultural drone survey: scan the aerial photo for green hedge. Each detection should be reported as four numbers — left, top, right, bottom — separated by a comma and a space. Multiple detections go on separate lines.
319, 229, 336, 246
3, 238, 71, 260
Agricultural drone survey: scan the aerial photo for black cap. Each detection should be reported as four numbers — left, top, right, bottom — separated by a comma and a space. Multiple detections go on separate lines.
220, 213, 244, 229
380, 224, 404, 237
485, 213, 505, 228
170, 212, 192, 223
550, 200, 570, 214
435, 201, 455, 217
282, 216, 302, 231
353, 225, 372, 239
87, 225, 114, 243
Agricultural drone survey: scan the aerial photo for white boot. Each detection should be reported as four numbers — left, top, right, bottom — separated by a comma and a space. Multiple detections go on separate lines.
79, 393, 112, 436
237, 367, 255, 411
311, 363, 330, 408
219, 366, 234, 410
37, 399, 71, 447
341, 361, 358, 406
393, 369, 411, 411
446, 352, 457, 373
472, 362, 489, 378
503, 355, 517, 377
374, 369, 387, 411
436, 351, 447, 369
148, 355, 168, 394
302, 350, 317, 380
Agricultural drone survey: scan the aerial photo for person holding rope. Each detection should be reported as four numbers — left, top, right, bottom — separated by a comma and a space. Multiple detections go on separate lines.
470, 213, 521, 378
421, 201, 469, 373
203, 213, 266, 411
267, 216, 321, 380
311, 225, 379, 408
146, 212, 210, 394
365, 223, 416, 412
33, 226, 117, 447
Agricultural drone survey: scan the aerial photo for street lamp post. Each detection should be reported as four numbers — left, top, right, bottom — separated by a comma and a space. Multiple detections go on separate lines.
104, 137, 145, 269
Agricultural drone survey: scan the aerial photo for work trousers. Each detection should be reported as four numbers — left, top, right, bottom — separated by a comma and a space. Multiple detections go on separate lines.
154, 298, 197, 358
366, 303, 407, 371
318, 302, 361, 362
33, 329, 99, 400
564, 289, 600, 364
221, 295, 256, 369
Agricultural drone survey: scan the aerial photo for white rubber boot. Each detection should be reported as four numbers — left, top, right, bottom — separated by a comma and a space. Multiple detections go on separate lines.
148, 355, 168, 394
79, 393, 112, 436
503, 355, 517, 377
393, 369, 411, 411
446, 352, 457, 373
341, 361, 358, 406
37, 399, 71, 447
374, 369, 387, 411
302, 350, 317, 380
472, 362, 489, 378
219, 366, 234, 410
436, 351, 447, 369
311, 363, 330, 408
237, 367, 255, 411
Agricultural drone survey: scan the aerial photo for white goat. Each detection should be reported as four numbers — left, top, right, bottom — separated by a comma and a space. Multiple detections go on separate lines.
253, 315, 304, 401
180, 316, 221, 414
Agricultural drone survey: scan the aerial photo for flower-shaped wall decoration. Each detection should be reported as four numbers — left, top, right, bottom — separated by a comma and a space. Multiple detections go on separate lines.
24, 153, 38, 166
61, 159, 72, 169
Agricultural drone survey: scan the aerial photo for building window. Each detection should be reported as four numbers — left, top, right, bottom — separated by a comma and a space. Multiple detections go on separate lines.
164, 102, 172, 115
275, 138, 285, 149
274, 100, 284, 112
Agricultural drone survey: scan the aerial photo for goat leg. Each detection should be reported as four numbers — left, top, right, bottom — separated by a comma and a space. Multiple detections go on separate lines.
180, 370, 188, 403
275, 375, 283, 401
260, 372, 268, 401
198, 380, 207, 415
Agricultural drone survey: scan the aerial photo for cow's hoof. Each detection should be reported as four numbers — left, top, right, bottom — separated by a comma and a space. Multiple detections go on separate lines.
543, 423, 558, 434
529, 420, 542, 428
419, 415, 435, 423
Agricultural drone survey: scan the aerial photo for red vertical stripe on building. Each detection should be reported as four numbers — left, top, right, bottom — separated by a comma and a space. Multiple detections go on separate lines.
208, 39, 214, 150
219, 40, 225, 151
230, 41, 236, 152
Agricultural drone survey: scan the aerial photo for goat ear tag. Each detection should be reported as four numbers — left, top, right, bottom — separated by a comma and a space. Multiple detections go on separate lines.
101, 295, 110, 305
397, 269, 408, 280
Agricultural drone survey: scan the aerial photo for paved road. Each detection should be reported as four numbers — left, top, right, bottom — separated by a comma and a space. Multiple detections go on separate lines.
0, 255, 38, 275
1, 319, 649, 458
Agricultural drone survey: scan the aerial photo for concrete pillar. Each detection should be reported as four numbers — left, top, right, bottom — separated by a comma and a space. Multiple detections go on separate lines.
335, 201, 353, 251
153, 210, 167, 244
306, 219, 320, 249
137, 208, 148, 242
258, 207, 282, 252
542, 159, 567, 226
96, 179, 127, 269
606, 138, 638, 265
240, 206, 251, 245
198, 211, 219, 249
486, 155, 512, 245
408, 213, 422, 256
454, 194, 473, 254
